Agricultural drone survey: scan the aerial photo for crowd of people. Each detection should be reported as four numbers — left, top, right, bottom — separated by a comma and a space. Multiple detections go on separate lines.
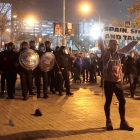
1, 39, 140, 101
1, 38, 140, 131
0, 40, 74, 100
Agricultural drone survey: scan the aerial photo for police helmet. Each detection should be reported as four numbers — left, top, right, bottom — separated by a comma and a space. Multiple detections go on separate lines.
7, 42, 15, 51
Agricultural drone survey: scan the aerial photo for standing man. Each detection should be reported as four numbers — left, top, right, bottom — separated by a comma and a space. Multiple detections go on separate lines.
99, 38, 137, 131
34, 43, 48, 98
0, 42, 17, 99
45, 41, 55, 93
89, 53, 96, 83
137, 55, 140, 87
0, 44, 7, 94
17, 42, 35, 100
56, 46, 74, 95
82, 53, 89, 82
125, 51, 138, 98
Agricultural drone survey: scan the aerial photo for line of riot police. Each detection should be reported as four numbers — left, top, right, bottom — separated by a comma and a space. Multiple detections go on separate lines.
0, 41, 74, 100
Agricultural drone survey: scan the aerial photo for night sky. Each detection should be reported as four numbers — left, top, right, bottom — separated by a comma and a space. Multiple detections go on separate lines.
20, 0, 137, 23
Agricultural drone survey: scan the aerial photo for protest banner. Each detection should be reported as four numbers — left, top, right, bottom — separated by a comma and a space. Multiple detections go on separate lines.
102, 26, 140, 41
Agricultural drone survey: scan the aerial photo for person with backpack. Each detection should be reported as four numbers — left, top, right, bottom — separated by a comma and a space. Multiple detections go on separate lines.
99, 38, 137, 131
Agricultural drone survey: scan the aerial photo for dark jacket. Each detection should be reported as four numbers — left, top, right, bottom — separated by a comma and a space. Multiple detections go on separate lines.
46, 47, 52, 52
74, 57, 82, 69
0, 50, 17, 73
137, 58, 140, 75
82, 57, 89, 69
56, 51, 71, 71
125, 56, 138, 75
88, 58, 96, 71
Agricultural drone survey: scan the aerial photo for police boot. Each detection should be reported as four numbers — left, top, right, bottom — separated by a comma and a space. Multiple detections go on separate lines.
29, 91, 36, 95
23, 95, 28, 100
66, 92, 74, 96
59, 92, 63, 96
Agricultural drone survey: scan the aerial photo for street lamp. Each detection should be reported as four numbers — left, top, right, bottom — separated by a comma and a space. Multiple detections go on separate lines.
13, 15, 17, 18
63, 0, 66, 46
6, 28, 10, 32
83, 5, 89, 12
27, 18, 35, 38
82, 5, 101, 28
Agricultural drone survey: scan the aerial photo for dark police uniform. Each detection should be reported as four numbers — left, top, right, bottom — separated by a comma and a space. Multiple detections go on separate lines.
56, 46, 73, 95
34, 50, 48, 98
46, 47, 55, 93
17, 48, 34, 100
0, 50, 17, 99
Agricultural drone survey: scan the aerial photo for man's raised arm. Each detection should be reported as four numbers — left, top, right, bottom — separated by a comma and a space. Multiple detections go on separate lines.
98, 38, 108, 55
118, 41, 138, 53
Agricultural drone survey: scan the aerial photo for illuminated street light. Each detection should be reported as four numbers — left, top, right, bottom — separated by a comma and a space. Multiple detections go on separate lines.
27, 18, 35, 25
6, 28, 10, 32
83, 5, 89, 12
27, 18, 35, 38
13, 15, 17, 18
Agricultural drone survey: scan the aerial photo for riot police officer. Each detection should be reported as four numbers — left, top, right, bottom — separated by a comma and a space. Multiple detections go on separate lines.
45, 41, 55, 93
0, 42, 17, 99
29, 40, 36, 50
0, 44, 7, 94
56, 46, 74, 96
17, 42, 34, 100
34, 43, 49, 98
29, 40, 36, 95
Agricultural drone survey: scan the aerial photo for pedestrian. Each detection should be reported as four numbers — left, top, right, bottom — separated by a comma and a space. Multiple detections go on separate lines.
82, 53, 89, 82
89, 53, 96, 83
99, 38, 137, 131
137, 55, 140, 87
125, 51, 138, 98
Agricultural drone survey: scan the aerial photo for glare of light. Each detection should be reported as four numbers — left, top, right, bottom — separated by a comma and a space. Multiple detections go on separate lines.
31, 56, 35, 59
90, 25, 101, 39
83, 5, 89, 12
27, 18, 35, 25
13, 15, 17, 18
6, 28, 10, 32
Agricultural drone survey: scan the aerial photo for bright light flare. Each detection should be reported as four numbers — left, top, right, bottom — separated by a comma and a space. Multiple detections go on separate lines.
90, 25, 101, 39
6, 28, 10, 32
83, 5, 89, 12
27, 18, 35, 25
13, 15, 17, 18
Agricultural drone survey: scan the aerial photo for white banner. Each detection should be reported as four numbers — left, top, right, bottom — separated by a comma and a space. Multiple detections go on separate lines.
102, 26, 140, 41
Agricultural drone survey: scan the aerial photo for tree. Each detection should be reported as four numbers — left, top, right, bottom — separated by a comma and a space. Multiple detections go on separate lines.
111, 18, 124, 27
128, 1, 140, 27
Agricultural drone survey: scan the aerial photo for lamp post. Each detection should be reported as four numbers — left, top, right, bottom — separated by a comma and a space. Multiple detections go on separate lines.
63, 0, 66, 46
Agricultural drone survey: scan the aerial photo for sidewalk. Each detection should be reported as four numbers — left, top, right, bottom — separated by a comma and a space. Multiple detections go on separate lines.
0, 77, 140, 140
